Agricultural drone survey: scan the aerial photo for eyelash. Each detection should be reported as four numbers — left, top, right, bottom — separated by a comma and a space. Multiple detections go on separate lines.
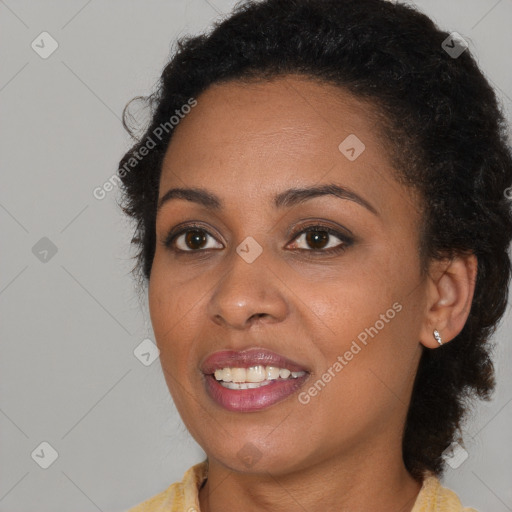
162, 222, 353, 257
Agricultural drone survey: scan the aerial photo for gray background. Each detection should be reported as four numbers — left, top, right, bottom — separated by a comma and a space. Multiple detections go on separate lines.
0, 1, 511, 511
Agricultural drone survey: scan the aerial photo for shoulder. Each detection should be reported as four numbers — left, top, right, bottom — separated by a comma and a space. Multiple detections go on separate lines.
412, 474, 479, 512
127, 461, 208, 512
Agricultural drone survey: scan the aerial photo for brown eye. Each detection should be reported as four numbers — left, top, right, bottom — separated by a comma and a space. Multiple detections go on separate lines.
305, 229, 330, 250
289, 225, 350, 253
165, 226, 223, 252
184, 230, 208, 250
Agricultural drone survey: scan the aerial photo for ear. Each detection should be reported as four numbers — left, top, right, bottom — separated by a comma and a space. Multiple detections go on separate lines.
419, 253, 478, 349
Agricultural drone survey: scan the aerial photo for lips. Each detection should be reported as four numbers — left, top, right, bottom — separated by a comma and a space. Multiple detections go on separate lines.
201, 347, 310, 412
201, 347, 308, 374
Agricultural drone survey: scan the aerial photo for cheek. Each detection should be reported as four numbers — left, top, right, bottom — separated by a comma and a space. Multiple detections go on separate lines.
148, 273, 203, 415
307, 248, 422, 385
149, 255, 203, 329
308, 264, 401, 339
148, 265, 201, 366
315, 297, 422, 414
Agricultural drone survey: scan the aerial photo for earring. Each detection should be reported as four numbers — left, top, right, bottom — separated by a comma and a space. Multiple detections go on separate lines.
433, 329, 443, 346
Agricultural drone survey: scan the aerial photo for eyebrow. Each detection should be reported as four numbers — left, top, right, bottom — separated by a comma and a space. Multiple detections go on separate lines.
157, 183, 379, 216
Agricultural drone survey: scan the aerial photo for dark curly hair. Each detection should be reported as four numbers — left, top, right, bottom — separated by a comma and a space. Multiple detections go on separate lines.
117, 0, 512, 481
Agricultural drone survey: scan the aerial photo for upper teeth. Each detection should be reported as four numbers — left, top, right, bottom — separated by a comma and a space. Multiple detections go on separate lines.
214, 366, 305, 383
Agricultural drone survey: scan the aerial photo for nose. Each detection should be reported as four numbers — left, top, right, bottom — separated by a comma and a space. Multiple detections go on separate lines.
207, 248, 289, 330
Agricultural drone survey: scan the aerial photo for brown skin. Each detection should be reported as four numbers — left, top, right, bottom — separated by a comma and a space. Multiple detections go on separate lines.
148, 75, 477, 512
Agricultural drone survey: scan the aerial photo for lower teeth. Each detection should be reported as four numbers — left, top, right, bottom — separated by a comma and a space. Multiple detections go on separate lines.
220, 381, 273, 390
217, 376, 305, 390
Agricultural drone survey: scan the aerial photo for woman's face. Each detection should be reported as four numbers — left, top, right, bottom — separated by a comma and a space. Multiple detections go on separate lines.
149, 75, 430, 475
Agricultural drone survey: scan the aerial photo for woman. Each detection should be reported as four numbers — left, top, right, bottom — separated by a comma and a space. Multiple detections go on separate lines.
118, 0, 512, 510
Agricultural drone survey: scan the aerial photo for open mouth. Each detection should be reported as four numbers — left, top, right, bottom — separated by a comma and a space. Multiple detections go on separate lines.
201, 349, 310, 412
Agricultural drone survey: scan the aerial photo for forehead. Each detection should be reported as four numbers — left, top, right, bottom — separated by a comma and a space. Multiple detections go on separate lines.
164, 75, 386, 164
158, 75, 415, 222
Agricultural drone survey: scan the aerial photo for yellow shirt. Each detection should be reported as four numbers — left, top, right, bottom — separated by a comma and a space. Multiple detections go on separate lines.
127, 461, 478, 512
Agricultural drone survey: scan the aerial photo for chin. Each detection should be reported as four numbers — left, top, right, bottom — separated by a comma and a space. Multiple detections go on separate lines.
204, 439, 308, 476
